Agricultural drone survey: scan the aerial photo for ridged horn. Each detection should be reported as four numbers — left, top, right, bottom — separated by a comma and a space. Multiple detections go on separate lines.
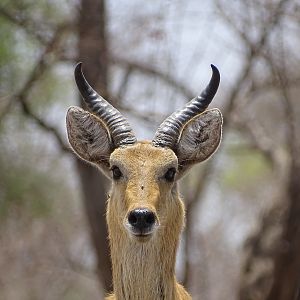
74, 62, 137, 147
152, 64, 220, 149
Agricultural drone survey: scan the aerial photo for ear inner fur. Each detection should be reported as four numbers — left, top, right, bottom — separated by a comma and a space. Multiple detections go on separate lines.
66, 106, 113, 170
176, 108, 223, 169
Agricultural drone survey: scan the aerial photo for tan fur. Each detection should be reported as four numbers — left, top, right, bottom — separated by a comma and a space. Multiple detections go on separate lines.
66, 107, 223, 299
104, 142, 191, 300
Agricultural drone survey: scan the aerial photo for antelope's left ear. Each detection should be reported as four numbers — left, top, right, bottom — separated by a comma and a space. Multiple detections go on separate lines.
176, 108, 223, 176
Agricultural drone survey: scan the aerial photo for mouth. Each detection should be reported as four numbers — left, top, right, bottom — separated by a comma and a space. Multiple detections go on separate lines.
130, 228, 154, 237
125, 223, 157, 241
132, 231, 152, 237
132, 232, 153, 242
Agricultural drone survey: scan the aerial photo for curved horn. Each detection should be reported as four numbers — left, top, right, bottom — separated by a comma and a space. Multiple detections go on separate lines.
152, 64, 220, 149
74, 62, 137, 147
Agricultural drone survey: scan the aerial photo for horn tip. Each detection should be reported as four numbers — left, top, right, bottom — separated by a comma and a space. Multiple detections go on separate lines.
74, 62, 87, 91
210, 64, 220, 78
74, 62, 83, 77
209, 64, 221, 90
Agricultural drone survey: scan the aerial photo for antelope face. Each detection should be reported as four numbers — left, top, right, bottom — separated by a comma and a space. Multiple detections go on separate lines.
66, 63, 223, 243
109, 142, 179, 240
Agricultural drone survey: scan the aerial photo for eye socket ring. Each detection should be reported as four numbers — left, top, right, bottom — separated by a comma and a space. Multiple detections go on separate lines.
164, 167, 176, 182
111, 166, 123, 180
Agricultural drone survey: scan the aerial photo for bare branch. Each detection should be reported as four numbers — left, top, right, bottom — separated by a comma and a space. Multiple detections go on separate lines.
117, 102, 164, 124
115, 67, 133, 102
250, 73, 300, 96
19, 99, 69, 152
265, 50, 296, 158
183, 0, 293, 293
0, 96, 13, 122
60, 50, 195, 102
0, 23, 71, 152
0, 6, 74, 45
0, 22, 71, 120
232, 118, 277, 167
219, 0, 292, 124
111, 56, 194, 99
217, 0, 291, 58
0, 6, 47, 44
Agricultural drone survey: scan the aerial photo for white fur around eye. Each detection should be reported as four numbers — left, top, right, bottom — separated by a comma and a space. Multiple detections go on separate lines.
66, 106, 112, 165
177, 108, 223, 168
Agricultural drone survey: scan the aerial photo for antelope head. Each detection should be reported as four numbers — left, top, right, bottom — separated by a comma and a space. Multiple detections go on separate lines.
66, 63, 222, 244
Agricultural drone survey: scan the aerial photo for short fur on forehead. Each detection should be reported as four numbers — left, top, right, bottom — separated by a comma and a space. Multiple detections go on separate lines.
110, 142, 178, 177
111, 141, 177, 164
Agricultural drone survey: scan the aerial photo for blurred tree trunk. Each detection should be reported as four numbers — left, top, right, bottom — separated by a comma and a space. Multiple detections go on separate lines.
76, 0, 112, 293
266, 160, 300, 300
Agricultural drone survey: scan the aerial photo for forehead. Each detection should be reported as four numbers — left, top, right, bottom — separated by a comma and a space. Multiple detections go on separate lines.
110, 141, 177, 167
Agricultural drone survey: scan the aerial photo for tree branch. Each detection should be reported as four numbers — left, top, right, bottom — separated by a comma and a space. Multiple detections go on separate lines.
0, 23, 71, 152
218, 0, 291, 124
183, 0, 292, 293
0, 6, 47, 44
110, 56, 194, 99
19, 99, 69, 152
0, 6, 74, 45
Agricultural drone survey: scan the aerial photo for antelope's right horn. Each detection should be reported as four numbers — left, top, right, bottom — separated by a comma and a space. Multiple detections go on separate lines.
74, 62, 137, 148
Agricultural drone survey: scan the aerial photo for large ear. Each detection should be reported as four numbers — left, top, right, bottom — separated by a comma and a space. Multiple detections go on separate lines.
176, 108, 222, 177
66, 106, 113, 177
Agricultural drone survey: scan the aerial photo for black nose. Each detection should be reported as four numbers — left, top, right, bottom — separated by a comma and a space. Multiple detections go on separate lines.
128, 209, 156, 230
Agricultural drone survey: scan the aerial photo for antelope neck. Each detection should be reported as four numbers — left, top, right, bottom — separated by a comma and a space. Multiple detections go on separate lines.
110, 231, 179, 300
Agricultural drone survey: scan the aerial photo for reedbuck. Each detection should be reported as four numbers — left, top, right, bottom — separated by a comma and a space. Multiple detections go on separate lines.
66, 63, 223, 300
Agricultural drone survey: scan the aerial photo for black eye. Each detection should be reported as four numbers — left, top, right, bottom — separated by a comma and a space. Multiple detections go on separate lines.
111, 166, 122, 180
164, 167, 176, 182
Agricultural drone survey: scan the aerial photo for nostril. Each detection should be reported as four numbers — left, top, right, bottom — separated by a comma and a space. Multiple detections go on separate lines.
128, 212, 138, 225
145, 212, 155, 225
